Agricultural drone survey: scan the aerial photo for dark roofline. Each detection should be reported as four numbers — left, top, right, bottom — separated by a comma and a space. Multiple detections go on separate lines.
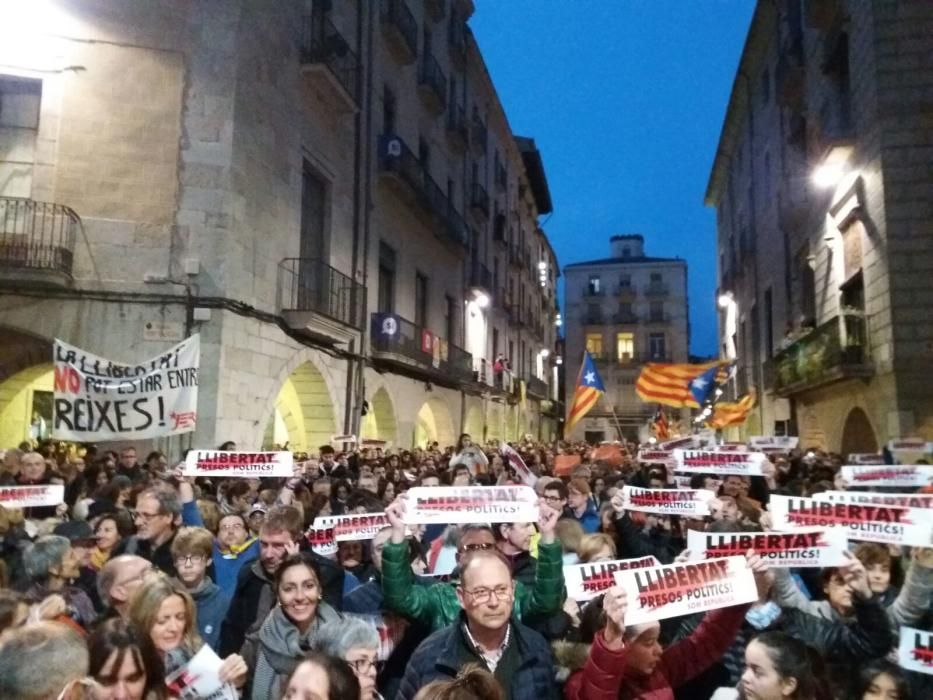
515, 136, 553, 215
564, 255, 685, 269
610, 234, 643, 241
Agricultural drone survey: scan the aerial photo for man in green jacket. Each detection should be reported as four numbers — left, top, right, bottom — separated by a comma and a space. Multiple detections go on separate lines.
381, 495, 565, 631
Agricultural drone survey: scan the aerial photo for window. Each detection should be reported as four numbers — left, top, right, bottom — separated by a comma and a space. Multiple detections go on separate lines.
445, 294, 455, 344
377, 242, 396, 314
299, 162, 327, 261
0, 75, 41, 198
585, 333, 603, 357
649, 333, 666, 360
650, 272, 662, 284
649, 301, 664, 322
618, 301, 634, 320
619, 274, 632, 289
492, 327, 499, 357
586, 303, 601, 322
621, 247, 630, 258
587, 275, 601, 294
415, 272, 428, 328
382, 85, 396, 134
616, 332, 634, 363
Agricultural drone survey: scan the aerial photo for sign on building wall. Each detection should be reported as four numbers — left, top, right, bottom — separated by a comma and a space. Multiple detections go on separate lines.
52, 335, 200, 442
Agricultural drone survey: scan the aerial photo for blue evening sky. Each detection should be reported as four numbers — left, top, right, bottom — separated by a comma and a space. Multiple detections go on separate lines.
471, 1, 755, 356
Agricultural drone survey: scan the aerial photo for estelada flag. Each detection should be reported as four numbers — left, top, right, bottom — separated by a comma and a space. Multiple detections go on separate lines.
554, 454, 582, 477
636, 362, 723, 408
592, 443, 623, 467
566, 351, 605, 434
707, 392, 756, 428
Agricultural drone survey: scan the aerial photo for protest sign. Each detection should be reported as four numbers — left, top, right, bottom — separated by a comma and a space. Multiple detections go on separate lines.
898, 626, 933, 676
637, 449, 674, 465
887, 438, 932, 465
613, 555, 758, 625
672, 449, 766, 476
403, 485, 539, 524
686, 528, 848, 568
839, 465, 933, 488
848, 453, 885, 465
0, 484, 64, 509
769, 494, 933, 547
621, 486, 715, 516
183, 450, 293, 478
165, 645, 237, 700
659, 435, 700, 450
749, 436, 799, 451
717, 443, 750, 453
305, 522, 338, 557
331, 434, 357, 444
52, 335, 199, 441
814, 490, 933, 514
554, 454, 582, 477
564, 556, 660, 601
313, 512, 405, 541
351, 613, 409, 662
500, 443, 537, 487
592, 443, 624, 467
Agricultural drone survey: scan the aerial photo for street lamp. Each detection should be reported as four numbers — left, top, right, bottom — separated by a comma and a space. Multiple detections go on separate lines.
717, 292, 734, 309
812, 144, 854, 188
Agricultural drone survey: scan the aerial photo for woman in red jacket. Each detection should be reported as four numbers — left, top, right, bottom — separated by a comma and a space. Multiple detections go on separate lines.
565, 551, 768, 700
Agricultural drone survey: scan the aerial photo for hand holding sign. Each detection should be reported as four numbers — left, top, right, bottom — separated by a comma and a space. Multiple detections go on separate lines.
218, 654, 248, 688
610, 491, 626, 517
602, 585, 628, 649
840, 551, 871, 600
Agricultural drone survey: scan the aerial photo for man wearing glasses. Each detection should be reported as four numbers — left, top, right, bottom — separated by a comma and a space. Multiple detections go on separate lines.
396, 547, 558, 700
381, 496, 565, 632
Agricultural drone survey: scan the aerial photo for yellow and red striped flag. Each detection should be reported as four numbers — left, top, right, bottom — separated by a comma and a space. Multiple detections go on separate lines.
707, 392, 756, 429
565, 351, 605, 435
635, 361, 723, 408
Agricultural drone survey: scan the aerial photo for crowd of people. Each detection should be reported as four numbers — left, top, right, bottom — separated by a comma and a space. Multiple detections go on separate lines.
0, 433, 930, 700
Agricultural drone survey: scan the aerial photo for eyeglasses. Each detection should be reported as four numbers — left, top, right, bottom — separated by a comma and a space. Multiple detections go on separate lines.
460, 542, 495, 553
348, 658, 378, 674
462, 585, 513, 604
543, 495, 564, 503
174, 555, 206, 566
132, 510, 163, 522
116, 565, 153, 588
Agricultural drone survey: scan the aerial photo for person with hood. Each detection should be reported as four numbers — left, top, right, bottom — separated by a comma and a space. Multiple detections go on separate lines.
564, 550, 769, 700
241, 552, 342, 700
171, 526, 228, 651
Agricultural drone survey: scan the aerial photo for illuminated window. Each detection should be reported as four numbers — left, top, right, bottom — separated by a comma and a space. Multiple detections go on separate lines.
616, 332, 634, 362
585, 333, 603, 357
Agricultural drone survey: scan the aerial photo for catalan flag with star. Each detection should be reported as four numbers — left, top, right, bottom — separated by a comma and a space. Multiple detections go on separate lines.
707, 391, 757, 429
635, 361, 723, 407
566, 351, 606, 434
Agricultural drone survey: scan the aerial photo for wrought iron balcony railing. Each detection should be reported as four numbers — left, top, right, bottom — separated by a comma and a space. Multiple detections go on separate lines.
278, 258, 364, 329
300, 13, 361, 105
370, 312, 473, 384
0, 197, 79, 284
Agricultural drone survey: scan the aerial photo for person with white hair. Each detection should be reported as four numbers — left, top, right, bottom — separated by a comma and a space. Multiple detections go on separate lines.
314, 616, 383, 700
0, 621, 91, 700
22, 534, 96, 628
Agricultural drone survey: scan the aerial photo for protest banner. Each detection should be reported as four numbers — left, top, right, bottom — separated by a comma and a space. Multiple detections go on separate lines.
0, 484, 64, 509
312, 512, 407, 541
305, 522, 338, 557
331, 434, 357, 444
613, 555, 758, 625
686, 527, 849, 568
848, 453, 885, 465
839, 464, 933, 488
659, 435, 700, 450
897, 626, 933, 676
814, 490, 933, 514
749, 436, 799, 451
403, 485, 539, 524
554, 454, 582, 477
673, 475, 693, 489
564, 556, 660, 601
183, 450, 293, 478
621, 485, 715, 517
52, 335, 200, 442
769, 494, 933, 547
165, 645, 238, 700
717, 443, 750, 453
500, 443, 538, 487
672, 449, 766, 476
637, 449, 674, 465
887, 438, 932, 465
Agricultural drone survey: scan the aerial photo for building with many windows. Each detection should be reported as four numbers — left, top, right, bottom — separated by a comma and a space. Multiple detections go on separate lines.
0, 0, 560, 452
706, 0, 933, 452
563, 235, 689, 442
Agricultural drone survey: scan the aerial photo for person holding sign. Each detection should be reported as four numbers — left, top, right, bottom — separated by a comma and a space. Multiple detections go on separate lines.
564, 550, 769, 700
449, 434, 489, 477
381, 495, 565, 632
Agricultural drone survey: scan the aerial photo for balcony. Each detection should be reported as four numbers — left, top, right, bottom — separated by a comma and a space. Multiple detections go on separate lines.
494, 161, 508, 192
0, 197, 78, 288
646, 313, 670, 325
526, 375, 549, 400
300, 13, 360, 111
371, 313, 474, 385
495, 286, 509, 311
470, 181, 490, 219
582, 286, 605, 300
380, 0, 418, 64
470, 116, 487, 155
582, 311, 605, 325
492, 214, 508, 247
764, 315, 873, 396
508, 305, 523, 327
467, 260, 492, 294
445, 104, 468, 150
507, 245, 522, 269
615, 285, 637, 302
424, 0, 446, 22
613, 310, 639, 324
644, 282, 668, 297
417, 52, 447, 114
278, 258, 365, 342
378, 134, 467, 250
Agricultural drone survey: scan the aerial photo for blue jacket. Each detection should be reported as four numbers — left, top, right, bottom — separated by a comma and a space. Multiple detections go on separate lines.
397, 615, 558, 700
572, 500, 600, 534
187, 579, 228, 651
212, 539, 260, 600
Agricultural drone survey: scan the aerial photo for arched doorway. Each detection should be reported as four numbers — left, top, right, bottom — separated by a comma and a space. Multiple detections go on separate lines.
463, 404, 483, 443
840, 407, 878, 457
262, 361, 336, 452
360, 387, 398, 446
0, 327, 55, 447
413, 397, 454, 448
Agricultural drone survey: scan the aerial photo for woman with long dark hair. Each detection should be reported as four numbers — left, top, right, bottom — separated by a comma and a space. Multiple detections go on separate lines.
87, 618, 170, 700
849, 659, 911, 700
739, 631, 822, 700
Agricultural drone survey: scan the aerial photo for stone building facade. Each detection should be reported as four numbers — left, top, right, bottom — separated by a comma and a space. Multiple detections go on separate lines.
563, 235, 689, 442
705, 0, 933, 453
0, 0, 559, 452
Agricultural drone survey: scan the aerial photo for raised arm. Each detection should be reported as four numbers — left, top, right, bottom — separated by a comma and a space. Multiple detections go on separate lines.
518, 502, 565, 619
886, 547, 933, 629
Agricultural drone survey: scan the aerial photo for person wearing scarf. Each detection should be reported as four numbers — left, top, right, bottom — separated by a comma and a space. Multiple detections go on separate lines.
213, 512, 260, 599
242, 552, 342, 700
